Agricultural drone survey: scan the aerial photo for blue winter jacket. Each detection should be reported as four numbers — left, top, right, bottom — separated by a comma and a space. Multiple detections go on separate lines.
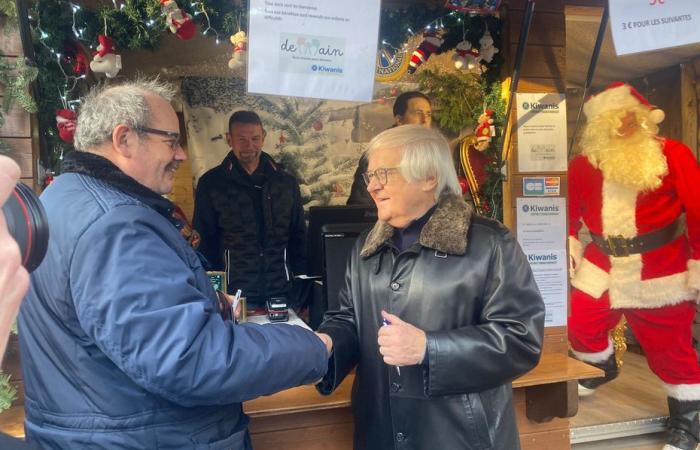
18, 155, 328, 450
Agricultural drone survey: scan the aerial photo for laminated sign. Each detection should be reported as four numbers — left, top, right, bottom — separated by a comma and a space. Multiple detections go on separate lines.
248, 0, 381, 102
609, 0, 700, 56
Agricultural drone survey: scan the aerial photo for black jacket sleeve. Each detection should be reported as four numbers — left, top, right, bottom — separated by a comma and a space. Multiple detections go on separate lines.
287, 178, 307, 275
193, 173, 223, 270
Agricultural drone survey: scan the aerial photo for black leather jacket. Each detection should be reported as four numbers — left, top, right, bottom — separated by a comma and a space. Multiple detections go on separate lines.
318, 194, 545, 450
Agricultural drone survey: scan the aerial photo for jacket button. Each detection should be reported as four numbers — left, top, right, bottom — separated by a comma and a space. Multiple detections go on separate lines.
390, 282, 400, 291
391, 382, 401, 393
396, 432, 405, 442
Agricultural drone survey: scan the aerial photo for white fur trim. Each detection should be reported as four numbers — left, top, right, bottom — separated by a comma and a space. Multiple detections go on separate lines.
571, 339, 614, 364
688, 260, 700, 293
610, 271, 695, 309
664, 383, 700, 401
569, 236, 583, 275
601, 180, 638, 238
571, 259, 610, 298
584, 84, 641, 120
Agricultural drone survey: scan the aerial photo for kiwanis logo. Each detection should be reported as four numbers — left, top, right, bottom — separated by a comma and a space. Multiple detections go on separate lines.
522, 102, 530, 110
522, 205, 530, 213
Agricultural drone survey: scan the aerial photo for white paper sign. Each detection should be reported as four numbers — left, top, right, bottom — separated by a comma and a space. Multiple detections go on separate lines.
516, 93, 567, 173
609, 0, 700, 56
516, 197, 567, 327
248, 0, 381, 102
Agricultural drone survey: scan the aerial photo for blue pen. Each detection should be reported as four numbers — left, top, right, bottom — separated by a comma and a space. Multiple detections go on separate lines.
382, 318, 401, 376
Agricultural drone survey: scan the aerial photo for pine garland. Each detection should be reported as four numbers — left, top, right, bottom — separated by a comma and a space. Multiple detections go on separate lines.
418, 69, 483, 133
0, 372, 16, 413
0, 56, 39, 155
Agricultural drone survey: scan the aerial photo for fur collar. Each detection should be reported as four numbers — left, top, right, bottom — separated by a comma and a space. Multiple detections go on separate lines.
360, 193, 474, 257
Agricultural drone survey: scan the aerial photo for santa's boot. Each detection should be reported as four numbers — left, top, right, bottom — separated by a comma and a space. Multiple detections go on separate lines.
664, 398, 700, 450
577, 354, 619, 397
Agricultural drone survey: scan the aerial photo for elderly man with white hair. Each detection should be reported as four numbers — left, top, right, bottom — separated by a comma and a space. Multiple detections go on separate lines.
314, 125, 545, 450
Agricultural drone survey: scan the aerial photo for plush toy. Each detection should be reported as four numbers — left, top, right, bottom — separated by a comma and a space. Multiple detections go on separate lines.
89, 35, 121, 78
407, 31, 444, 74
55, 109, 77, 143
452, 40, 480, 71
160, 0, 196, 40
478, 31, 499, 64
228, 31, 248, 69
474, 109, 496, 151
64, 42, 89, 76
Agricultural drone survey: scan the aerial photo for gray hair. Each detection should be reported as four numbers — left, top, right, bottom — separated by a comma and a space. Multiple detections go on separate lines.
366, 125, 461, 201
74, 78, 176, 152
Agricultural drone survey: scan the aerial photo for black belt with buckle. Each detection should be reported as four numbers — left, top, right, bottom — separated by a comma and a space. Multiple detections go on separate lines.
590, 216, 685, 257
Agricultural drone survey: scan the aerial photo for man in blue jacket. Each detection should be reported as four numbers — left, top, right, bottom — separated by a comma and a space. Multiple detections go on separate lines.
18, 79, 329, 449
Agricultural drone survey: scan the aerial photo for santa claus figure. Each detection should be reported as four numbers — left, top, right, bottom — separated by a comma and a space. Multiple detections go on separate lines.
568, 82, 700, 450
160, 0, 196, 41
55, 109, 77, 143
89, 35, 121, 78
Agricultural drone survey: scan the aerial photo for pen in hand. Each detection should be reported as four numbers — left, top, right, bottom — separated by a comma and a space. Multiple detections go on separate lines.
382, 318, 401, 376
232, 289, 242, 320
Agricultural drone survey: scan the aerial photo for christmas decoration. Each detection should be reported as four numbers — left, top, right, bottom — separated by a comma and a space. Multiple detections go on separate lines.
312, 120, 323, 131
228, 31, 248, 69
408, 31, 444, 74
474, 109, 496, 150
445, 0, 501, 14
90, 34, 121, 78
43, 169, 55, 187
160, 0, 196, 40
452, 40, 479, 71
478, 30, 499, 64
55, 108, 77, 143
63, 42, 89, 76
417, 69, 482, 133
0, 372, 16, 414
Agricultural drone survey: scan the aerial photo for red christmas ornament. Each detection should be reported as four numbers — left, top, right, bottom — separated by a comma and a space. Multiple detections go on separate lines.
390, 87, 398, 97
458, 177, 469, 195
55, 109, 77, 143
313, 120, 323, 131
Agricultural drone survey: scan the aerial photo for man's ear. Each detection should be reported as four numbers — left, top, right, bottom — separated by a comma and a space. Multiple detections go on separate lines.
225, 131, 233, 148
394, 115, 404, 126
112, 124, 133, 157
422, 175, 438, 192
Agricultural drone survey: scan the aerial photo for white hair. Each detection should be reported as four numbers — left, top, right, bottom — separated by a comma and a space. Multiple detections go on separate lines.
366, 125, 461, 201
74, 77, 176, 152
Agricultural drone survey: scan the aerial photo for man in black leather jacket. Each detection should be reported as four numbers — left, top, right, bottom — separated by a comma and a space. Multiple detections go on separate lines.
315, 125, 545, 450
194, 111, 306, 308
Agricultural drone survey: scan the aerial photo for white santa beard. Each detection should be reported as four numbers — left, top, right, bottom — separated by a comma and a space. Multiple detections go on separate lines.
583, 130, 668, 192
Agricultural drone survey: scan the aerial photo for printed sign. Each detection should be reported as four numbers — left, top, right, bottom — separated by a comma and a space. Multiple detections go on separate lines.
248, 0, 381, 102
516, 93, 567, 173
609, 0, 700, 56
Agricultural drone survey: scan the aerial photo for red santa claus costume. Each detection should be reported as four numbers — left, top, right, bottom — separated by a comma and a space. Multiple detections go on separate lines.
568, 82, 700, 450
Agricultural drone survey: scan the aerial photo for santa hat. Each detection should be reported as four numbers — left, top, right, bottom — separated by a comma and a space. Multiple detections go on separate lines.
55, 108, 76, 123
95, 35, 115, 57
583, 82, 665, 124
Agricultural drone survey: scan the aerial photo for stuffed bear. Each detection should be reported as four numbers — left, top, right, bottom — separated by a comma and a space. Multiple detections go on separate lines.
478, 31, 499, 64
228, 31, 248, 69
452, 40, 480, 71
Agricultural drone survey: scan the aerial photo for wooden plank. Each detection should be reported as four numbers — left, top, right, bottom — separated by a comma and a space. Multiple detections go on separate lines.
514, 353, 602, 388
509, 44, 566, 80
519, 429, 570, 450
244, 375, 353, 416
514, 389, 570, 434
518, 78, 567, 93
0, 17, 22, 56
251, 422, 353, 450
0, 99, 31, 138
681, 63, 698, 153
3, 138, 33, 178
509, 11, 565, 47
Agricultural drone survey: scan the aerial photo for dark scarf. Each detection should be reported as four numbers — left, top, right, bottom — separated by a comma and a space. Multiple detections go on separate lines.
62, 151, 180, 228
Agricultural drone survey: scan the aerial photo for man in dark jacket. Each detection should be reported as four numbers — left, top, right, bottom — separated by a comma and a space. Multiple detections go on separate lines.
346, 91, 432, 206
315, 125, 545, 449
19, 80, 328, 449
194, 111, 306, 308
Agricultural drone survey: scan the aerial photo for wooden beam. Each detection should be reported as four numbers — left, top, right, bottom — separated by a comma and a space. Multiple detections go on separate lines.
680, 63, 698, 156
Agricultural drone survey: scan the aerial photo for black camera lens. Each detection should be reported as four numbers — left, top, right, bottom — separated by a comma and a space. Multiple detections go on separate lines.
2, 183, 49, 272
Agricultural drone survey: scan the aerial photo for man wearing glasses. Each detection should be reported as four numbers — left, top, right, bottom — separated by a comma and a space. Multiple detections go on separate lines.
18, 80, 329, 450
346, 91, 433, 206
315, 125, 544, 449
193, 110, 307, 310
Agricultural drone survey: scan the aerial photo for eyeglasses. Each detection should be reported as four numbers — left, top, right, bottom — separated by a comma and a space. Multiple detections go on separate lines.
362, 167, 399, 186
135, 126, 181, 151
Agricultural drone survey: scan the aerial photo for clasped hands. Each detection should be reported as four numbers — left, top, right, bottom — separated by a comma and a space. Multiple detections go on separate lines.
314, 310, 427, 366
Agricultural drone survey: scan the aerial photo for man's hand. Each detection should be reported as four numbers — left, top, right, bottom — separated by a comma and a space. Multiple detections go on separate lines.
377, 311, 427, 366
315, 332, 333, 356
0, 156, 30, 360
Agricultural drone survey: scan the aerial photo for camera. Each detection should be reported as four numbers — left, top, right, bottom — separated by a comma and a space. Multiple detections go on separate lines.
2, 183, 49, 272
266, 296, 289, 323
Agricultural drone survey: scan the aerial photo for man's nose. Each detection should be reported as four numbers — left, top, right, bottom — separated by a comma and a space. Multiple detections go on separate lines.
175, 145, 187, 161
366, 176, 381, 193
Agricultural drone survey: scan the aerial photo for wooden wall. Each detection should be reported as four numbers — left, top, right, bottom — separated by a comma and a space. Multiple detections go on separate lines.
0, 17, 35, 190
502, 1, 571, 449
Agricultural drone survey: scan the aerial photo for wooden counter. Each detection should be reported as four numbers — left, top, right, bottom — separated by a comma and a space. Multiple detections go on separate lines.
0, 352, 600, 449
